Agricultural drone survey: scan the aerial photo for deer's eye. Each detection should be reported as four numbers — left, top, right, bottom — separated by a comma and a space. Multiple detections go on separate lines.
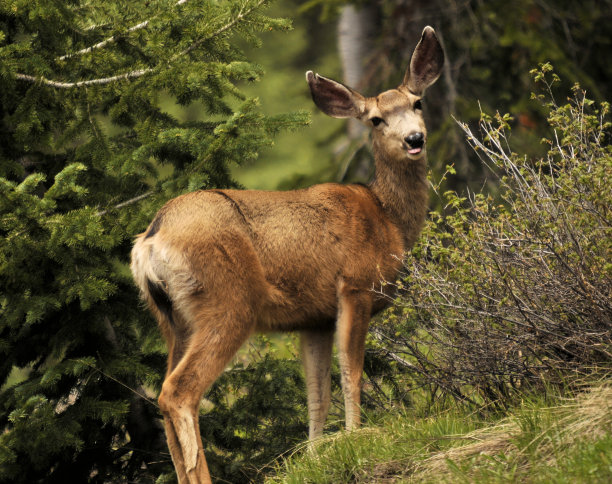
414, 99, 423, 110
370, 117, 384, 127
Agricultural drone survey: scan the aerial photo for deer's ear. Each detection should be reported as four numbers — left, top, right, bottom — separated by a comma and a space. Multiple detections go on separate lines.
402, 26, 444, 95
306, 71, 366, 118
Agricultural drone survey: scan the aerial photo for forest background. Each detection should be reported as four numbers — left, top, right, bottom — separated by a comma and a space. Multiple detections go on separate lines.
0, 0, 610, 483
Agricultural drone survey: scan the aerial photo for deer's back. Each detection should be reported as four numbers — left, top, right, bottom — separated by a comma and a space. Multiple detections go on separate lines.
137, 183, 403, 331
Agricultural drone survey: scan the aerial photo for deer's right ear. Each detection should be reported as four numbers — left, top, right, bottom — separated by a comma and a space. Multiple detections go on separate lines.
306, 71, 366, 118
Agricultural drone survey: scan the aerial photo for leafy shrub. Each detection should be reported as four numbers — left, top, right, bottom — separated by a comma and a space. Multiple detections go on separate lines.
375, 65, 611, 406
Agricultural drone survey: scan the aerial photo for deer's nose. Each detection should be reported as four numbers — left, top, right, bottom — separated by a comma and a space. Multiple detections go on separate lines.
404, 132, 424, 148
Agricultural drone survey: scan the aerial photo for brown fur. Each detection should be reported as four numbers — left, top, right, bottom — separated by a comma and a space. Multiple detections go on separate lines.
131, 26, 444, 484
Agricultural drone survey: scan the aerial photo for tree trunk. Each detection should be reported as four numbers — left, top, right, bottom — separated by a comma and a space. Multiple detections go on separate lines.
338, 4, 378, 139
337, 4, 379, 181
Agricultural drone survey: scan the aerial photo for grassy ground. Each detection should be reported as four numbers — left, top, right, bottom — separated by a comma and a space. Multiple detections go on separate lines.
266, 384, 612, 483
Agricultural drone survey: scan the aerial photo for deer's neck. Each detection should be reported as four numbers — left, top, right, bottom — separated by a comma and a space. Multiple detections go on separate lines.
369, 151, 429, 251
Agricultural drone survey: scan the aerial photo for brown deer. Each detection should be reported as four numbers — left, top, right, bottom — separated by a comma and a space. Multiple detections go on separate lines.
131, 26, 443, 484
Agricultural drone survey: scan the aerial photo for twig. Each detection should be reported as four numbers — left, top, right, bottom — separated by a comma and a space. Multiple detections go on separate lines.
96, 190, 153, 216
72, 358, 159, 408
371, 328, 478, 405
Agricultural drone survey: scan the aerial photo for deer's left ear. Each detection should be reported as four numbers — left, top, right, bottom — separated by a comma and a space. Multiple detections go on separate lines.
306, 71, 366, 119
402, 26, 444, 95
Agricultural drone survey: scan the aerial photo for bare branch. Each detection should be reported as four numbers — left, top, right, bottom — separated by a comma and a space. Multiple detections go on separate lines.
15, 69, 150, 88
97, 191, 153, 216
371, 329, 419, 371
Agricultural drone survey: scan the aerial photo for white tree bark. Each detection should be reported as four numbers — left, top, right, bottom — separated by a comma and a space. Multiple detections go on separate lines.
337, 4, 378, 140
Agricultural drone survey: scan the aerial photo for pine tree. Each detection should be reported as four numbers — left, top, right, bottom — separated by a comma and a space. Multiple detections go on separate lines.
0, 1, 307, 482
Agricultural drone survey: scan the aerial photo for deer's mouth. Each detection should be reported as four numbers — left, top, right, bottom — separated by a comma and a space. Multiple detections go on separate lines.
403, 143, 425, 158
402, 135, 426, 158
403, 132, 426, 157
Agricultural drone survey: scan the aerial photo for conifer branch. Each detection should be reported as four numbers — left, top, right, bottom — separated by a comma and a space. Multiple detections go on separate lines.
15, 69, 151, 88
201, 0, 265, 45
16, 0, 266, 89
169, 0, 263, 59
58, 0, 189, 61
72, 358, 159, 408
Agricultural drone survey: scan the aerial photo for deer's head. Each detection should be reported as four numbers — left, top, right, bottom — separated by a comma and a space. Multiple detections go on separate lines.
306, 26, 444, 164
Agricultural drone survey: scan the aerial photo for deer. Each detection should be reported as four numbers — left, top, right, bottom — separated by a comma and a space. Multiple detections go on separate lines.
130, 26, 444, 484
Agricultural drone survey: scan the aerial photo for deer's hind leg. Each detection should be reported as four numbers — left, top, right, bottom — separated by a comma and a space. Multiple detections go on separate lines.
157, 316, 193, 484
156, 232, 272, 483
158, 301, 255, 484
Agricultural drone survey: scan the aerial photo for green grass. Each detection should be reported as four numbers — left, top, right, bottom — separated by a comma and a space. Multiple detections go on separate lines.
266, 385, 612, 483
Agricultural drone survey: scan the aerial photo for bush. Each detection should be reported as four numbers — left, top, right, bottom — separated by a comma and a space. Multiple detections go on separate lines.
202, 344, 308, 483
375, 65, 611, 407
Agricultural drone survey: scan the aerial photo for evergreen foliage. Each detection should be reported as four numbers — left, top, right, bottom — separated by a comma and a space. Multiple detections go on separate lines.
0, 1, 307, 482
202, 348, 307, 482
2, 1, 610, 481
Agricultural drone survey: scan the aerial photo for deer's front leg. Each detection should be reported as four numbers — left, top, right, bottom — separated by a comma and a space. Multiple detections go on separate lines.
336, 283, 372, 431
300, 329, 334, 440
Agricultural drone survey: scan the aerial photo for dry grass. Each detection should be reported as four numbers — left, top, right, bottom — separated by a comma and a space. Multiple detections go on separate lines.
409, 385, 612, 482
269, 384, 612, 483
